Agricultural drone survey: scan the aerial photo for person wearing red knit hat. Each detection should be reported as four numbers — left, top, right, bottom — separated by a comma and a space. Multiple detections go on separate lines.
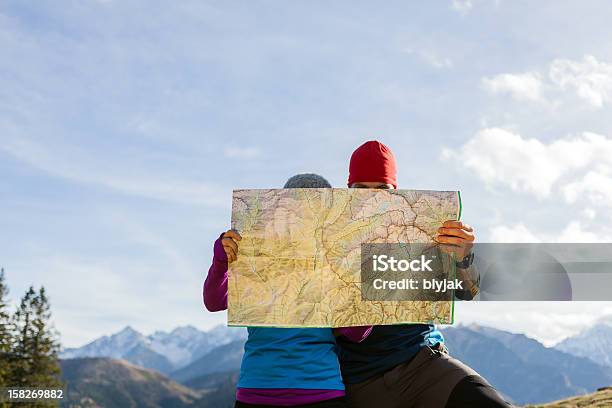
347, 141, 398, 188
335, 141, 513, 408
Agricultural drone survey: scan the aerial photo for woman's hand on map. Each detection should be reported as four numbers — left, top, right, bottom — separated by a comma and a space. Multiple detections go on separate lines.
435, 220, 475, 261
222, 230, 242, 263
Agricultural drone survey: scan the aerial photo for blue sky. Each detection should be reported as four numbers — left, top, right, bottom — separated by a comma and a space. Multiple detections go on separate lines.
2, 0, 612, 347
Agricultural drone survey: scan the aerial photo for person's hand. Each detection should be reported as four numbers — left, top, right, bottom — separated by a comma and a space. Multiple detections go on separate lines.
435, 220, 475, 263
221, 229, 242, 263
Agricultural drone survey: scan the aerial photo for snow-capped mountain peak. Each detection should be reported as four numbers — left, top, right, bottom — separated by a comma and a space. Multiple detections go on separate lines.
60, 324, 247, 373
555, 322, 612, 368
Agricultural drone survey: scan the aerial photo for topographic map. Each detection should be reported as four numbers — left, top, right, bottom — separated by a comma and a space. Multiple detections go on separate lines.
228, 188, 461, 327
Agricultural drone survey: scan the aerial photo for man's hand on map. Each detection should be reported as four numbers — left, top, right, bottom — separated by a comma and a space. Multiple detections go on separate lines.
435, 220, 475, 262
221, 230, 242, 263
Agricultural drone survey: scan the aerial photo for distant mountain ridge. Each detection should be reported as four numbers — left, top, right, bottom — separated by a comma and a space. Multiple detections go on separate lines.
171, 340, 245, 383
60, 322, 612, 407
61, 325, 247, 373
441, 325, 612, 405
555, 319, 612, 368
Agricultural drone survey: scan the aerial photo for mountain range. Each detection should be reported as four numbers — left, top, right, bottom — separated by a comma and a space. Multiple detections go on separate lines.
59, 320, 612, 407
60, 325, 247, 374
554, 317, 612, 368
441, 325, 612, 405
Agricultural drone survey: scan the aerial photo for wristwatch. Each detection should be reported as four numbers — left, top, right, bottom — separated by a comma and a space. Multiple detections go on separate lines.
455, 252, 474, 269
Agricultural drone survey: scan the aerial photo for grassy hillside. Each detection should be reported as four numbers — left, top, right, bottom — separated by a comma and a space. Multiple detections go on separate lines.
61, 358, 201, 408
526, 387, 612, 408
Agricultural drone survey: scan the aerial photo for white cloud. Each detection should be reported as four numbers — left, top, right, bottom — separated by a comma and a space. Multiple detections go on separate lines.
550, 55, 612, 108
489, 221, 612, 243
563, 168, 612, 205
490, 223, 541, 243
445, 128, 612, 202
482, 72, 543, 102
557, 221, 612, 242
582, 208, 597, 220
483, 55, 612, 108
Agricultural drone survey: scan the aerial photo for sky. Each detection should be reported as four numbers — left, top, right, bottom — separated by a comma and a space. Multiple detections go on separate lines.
2, 0, 612, 348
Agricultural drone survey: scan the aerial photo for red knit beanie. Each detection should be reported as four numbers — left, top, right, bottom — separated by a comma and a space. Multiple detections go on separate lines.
347, 141, 398, 188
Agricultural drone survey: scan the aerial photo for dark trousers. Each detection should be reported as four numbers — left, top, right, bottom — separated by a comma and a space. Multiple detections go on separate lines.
235, 396, 348, 408
345, 345, 513, 408
445, 375, 512, 407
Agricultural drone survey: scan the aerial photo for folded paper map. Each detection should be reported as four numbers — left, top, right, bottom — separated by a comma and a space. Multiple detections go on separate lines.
228, 188, 461, 327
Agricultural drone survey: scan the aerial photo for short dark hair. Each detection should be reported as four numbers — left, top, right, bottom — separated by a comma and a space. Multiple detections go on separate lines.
283, 173, 331, 188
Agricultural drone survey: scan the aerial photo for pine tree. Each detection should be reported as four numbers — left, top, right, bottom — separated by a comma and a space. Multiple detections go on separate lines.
0, 268, 11, 387
27, 287, 61, 389
10, 286, 35, 387
11, 285, 62, 405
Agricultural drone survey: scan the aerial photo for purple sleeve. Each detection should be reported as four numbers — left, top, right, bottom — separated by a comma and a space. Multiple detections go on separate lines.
335, 326, 373, 343
203, 233, 229, 312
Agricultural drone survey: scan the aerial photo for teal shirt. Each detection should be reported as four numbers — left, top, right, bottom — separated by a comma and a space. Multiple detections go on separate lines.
238, 327, 345, 390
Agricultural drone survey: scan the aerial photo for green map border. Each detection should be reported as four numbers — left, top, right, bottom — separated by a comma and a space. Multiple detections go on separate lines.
450, 189, 462, 325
